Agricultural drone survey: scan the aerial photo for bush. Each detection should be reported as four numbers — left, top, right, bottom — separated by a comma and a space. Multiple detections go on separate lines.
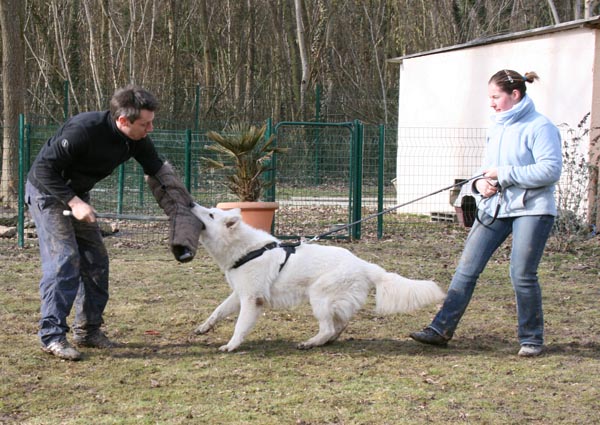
553, 113, 599, 251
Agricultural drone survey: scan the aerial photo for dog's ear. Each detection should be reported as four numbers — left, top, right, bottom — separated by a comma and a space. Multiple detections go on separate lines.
225, 215, 240, 229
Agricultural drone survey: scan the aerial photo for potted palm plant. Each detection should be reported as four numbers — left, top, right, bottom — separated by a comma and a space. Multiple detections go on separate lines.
203, 123, 287, 232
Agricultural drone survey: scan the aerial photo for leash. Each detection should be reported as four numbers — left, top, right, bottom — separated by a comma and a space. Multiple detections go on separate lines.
217, 174, 485, 271
306, 173, 485, 243
474, 180, 503, 226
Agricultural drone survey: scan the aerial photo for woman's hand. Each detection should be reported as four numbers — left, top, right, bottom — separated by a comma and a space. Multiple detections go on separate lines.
475, 179, 499, 198
483, 167, 498, 180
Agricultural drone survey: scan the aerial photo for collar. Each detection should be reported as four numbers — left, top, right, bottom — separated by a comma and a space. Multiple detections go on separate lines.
231, 241, 299, 271
490, 94, 534, 125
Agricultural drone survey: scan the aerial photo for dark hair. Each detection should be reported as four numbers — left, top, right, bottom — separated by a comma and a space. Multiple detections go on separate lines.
489, 69, 539, 98
110, 85, 158, 122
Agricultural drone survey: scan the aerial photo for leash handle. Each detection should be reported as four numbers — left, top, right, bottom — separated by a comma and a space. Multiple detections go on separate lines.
475, 182, 503, 227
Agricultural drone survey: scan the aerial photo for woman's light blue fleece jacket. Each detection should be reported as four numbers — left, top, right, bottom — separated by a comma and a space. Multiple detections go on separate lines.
475, 94, 562, 218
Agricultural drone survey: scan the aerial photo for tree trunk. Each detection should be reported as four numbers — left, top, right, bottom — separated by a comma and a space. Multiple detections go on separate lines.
82, 0, 103, 108
585, 0, 600, 18
244, 0, 255, 121
546, 0, 560, 24
294, 0, 309, 119
167, 0, 182, 117
198, 0, 212, 89
0, 0, 25, 209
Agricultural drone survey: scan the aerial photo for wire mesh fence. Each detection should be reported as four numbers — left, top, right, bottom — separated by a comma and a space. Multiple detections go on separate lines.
272, 122, 356, 239
1, 120, 493, 250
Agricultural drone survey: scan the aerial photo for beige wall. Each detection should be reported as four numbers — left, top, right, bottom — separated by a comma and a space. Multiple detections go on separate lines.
395, 27, 597, 215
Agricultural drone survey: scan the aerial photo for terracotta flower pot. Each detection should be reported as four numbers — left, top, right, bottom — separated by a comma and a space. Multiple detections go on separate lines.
216, 201, 279, 233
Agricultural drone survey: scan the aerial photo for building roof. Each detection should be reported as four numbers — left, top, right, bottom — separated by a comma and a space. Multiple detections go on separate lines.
388, 16, 600, 63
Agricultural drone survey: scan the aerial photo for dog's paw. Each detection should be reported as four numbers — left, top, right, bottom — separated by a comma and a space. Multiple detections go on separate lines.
194, 323, 213, 334
296, 342, 315, 350
218, 343, 238, 352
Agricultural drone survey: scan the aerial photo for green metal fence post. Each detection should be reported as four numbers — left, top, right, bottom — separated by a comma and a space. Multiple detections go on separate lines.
138, 166, 145, 207
193, 85, 201, 191
264, 118, 275, 202
18, 114, 25, 248
185, 129, 192, 191
117, 164, 125, 214
315, 84, 321, 122
352, 120, 363, 240
194, 84, 200, 132
314, 84, 322, 186
24, 123, 31, 178
377, 124, 385, 239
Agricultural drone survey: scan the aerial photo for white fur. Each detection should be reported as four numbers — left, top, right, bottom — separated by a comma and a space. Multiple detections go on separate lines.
191, 204, 445, 352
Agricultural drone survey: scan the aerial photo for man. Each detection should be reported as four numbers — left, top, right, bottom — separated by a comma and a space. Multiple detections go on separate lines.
26, 85, 200, 360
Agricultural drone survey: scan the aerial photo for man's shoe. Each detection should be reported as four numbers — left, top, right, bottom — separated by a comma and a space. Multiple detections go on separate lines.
41, 339, 82, 361
518, 344, 543, 357
73, 330, 116, 348
409, 327, 449, 347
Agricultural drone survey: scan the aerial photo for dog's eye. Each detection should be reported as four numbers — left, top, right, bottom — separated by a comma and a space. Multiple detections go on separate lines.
209, 213, 214, 219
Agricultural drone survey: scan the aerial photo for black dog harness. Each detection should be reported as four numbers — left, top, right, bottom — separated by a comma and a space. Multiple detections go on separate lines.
231, 241, 300, 272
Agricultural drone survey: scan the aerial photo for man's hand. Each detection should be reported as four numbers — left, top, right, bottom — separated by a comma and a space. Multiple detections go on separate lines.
67, 196, 96, 223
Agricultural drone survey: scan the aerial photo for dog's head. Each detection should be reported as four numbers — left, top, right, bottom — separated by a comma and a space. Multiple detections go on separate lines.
190, 203, 243, 252
191, 203, 241, 229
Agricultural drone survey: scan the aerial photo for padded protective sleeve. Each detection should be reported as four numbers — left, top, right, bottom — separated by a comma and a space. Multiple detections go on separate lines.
146, 162, 204, 262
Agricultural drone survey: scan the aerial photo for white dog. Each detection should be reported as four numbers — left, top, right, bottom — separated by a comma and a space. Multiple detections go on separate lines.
191, 204, 445, 352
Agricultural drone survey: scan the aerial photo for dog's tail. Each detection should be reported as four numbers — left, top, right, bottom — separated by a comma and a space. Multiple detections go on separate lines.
373, 272, 445, 315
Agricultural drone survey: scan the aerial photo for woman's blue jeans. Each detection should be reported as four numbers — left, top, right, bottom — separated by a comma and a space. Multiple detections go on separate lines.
26, 181, 109, 346
429, 212, 554, 346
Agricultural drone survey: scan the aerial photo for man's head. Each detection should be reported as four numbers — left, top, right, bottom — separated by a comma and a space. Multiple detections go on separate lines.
111, 85, 158, 140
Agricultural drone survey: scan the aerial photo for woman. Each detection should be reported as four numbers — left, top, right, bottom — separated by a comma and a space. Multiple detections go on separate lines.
409, 69, 562, 357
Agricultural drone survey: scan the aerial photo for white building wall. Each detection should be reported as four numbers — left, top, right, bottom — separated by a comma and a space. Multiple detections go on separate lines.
395, 27, 596, 215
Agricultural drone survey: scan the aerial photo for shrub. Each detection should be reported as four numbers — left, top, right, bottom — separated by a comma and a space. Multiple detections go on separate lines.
553, 113, 599, 251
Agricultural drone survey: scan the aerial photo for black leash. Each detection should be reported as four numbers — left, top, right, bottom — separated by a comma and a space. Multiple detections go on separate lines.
307, 173, 485, 242
474, 180, 503, 226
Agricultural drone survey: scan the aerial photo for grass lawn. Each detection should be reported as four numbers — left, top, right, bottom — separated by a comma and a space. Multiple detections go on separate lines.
1, 222, 598, 424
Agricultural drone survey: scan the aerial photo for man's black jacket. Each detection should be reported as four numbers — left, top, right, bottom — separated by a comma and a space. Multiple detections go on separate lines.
28, 111, 163, 204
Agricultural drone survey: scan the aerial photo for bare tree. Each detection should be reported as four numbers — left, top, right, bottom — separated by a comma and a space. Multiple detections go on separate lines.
12, 0, 574, 127
82, 0, 104, 108
198, 0, 212, 90
362, 2, 390, 124
0, 0, 25, 208
294, 0, 309, 117
585, 0, 600, 17
547, 0, 560, 23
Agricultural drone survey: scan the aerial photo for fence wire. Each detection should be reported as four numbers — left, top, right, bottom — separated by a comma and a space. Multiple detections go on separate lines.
1, 123, 491, 248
